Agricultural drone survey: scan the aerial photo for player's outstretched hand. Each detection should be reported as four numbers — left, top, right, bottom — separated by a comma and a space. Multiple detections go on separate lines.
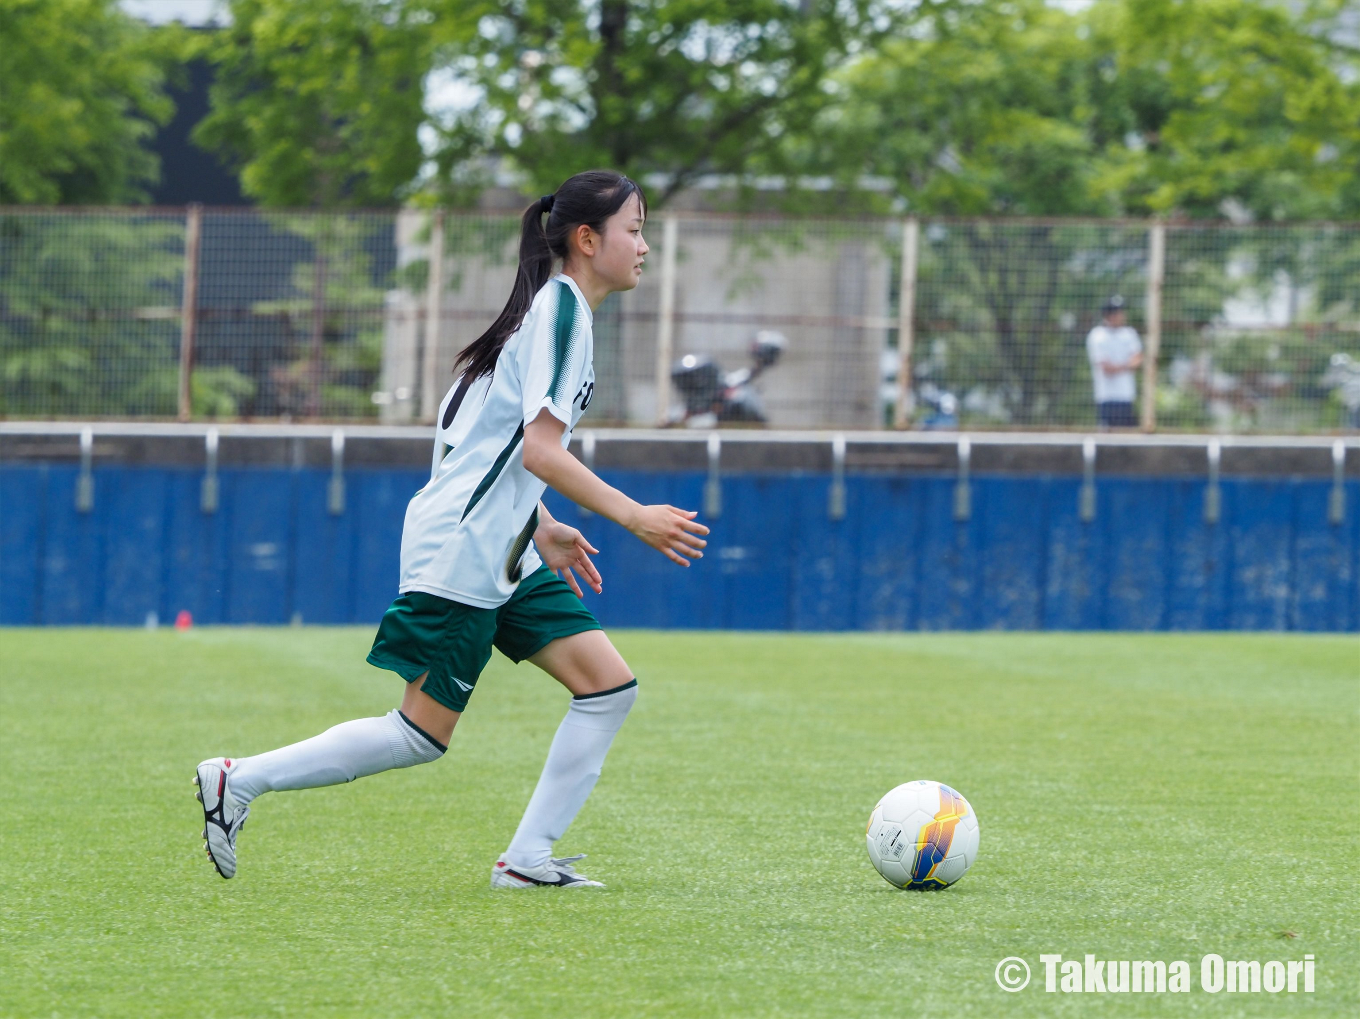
534, 519, 603, 596
627, 504, 708, 566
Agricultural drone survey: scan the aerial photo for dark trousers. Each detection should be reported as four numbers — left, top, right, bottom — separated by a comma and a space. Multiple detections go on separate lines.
1097, 401, 1137, 428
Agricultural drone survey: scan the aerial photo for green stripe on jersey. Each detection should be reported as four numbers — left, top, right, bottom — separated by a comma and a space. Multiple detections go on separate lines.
505, 506, 539, 582
548, 280, 579, 406
461, 422, 524, 521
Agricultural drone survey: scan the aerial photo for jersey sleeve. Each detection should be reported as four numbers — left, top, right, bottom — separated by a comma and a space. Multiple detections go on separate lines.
519, 280, 590, 429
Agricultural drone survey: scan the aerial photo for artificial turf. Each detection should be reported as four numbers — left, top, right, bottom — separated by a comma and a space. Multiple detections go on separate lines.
0, 629, 1355, 1018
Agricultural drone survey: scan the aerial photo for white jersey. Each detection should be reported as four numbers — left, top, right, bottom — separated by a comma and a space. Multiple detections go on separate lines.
1086, 324, 1142, 403
399, 274, 595, 608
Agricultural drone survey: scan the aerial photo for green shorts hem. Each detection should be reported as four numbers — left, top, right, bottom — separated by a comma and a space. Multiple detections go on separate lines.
365, 652, 474, 714
366, 567, 602, 713
501, 619, 603, 665
364, 652, 431, 686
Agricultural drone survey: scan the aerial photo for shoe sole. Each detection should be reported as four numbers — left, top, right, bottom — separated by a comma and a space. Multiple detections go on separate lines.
194, 766, 236, 879
490, 869, 603, 889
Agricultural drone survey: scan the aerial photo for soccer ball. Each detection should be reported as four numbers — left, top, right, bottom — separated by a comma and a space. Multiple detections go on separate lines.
865, 780, 980, 889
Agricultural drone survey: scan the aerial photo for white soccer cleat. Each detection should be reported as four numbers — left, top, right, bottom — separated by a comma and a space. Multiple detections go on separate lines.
490, 853, 604, 889
194, 757, 249, 879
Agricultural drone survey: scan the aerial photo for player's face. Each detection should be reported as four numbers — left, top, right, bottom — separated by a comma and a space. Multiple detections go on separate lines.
1106, 310, 1127, 327
594, 194, 648, 293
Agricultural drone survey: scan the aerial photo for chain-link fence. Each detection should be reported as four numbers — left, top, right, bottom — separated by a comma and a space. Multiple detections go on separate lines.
2, 207, 1357, 430
0, 209, 186, 417
1159, 223, 1360, 432
0, 207, 398, 420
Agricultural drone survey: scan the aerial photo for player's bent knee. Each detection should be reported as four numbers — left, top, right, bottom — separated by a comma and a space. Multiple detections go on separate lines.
399, 672, 462, 746
531, 629, 632, 696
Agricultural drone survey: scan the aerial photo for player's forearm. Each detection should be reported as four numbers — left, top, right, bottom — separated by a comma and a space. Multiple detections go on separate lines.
525, 441, 640, 529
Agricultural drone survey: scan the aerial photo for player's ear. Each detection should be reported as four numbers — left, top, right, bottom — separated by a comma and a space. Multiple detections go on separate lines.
572, 223, 597, 259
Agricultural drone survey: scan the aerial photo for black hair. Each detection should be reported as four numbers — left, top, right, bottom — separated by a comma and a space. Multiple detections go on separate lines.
454, 170, 647, 381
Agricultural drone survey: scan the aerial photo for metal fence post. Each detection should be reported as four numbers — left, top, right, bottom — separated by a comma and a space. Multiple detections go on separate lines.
1141, 221, 1165, 433
1080, 437, 1098, 521
828, 434, 847, 520
704, 432, 722, 518
654, 215, 680, 426
328, 429, 346, 516
201, 427, 220, 514
75, 426, 94, 513
177, 203, 203, 421
1329, 440, 1346, 525
421, 209, 446, 423
306, 232, 328, 419
953, 435, 971, 521
894, 217, 920, 429
1204, 439, 1221, 524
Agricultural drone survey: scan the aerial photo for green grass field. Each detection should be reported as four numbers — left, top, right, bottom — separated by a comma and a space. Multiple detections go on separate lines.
1, 630, 1356, 1018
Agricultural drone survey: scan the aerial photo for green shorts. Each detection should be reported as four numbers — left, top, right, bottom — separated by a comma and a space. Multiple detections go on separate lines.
366, 566, 602, 713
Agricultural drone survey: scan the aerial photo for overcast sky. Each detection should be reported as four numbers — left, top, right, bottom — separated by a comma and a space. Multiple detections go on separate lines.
120, 0, 224, 26
123, 0, 1104, 28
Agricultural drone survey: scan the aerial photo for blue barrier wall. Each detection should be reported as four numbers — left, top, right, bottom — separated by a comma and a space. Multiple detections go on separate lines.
1, 464, 1356, 630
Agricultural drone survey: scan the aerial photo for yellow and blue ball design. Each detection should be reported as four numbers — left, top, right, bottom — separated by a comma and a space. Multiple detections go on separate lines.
865, 780, 980, 889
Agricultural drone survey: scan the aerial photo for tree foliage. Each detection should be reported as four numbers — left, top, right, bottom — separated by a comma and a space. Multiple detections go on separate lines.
772, 0, 1360, 428
802, 0, 1360, 221
1091, 0, 1360, 220
0, 0, 1353, 221
194, 0, 431, 207
0, 0, 176, 204
422, 0, 889, 205
247, 215, 387, 418
0, 213, 183, 415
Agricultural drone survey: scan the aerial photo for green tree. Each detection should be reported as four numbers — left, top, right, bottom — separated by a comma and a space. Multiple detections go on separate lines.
192, 1, 430, 418
0, 213, 183, 415
249, 215, 388, 418
425, 0, 890, 205
1090, 0, 1360, 220
195, 0, 431, 208
795, 0, 1102, 216
790, 0, 1358, 427
806, 0, 1358, 220
0, 0, 176, 204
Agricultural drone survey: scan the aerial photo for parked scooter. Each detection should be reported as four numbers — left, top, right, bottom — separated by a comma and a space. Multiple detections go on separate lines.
915, 382, 960, 430
668, 330, 787, 427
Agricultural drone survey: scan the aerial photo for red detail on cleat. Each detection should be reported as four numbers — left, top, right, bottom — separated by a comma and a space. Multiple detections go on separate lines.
224, 759, 231, 768
217, 773, 225, 797
495, 861, 506, 868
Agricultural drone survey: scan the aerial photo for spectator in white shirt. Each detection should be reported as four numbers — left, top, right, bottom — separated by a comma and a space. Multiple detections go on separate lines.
1086, 295, 1143, 428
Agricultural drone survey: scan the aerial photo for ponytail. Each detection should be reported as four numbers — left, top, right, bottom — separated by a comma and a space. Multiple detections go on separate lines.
454, 170, 647, 381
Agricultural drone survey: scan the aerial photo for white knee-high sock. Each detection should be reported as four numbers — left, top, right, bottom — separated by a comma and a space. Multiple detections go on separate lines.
505, 680, 637, 870
229, 709, 445, 806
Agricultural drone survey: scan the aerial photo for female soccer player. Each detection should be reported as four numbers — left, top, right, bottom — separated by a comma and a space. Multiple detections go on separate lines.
195, 171, 708, 888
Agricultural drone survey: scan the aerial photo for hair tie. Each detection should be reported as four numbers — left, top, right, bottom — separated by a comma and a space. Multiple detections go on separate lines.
540, 194, 555, 214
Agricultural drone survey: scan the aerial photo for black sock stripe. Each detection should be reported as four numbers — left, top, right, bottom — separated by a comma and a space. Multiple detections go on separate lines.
572, 678, 638, 702
397, 710, 448, 754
